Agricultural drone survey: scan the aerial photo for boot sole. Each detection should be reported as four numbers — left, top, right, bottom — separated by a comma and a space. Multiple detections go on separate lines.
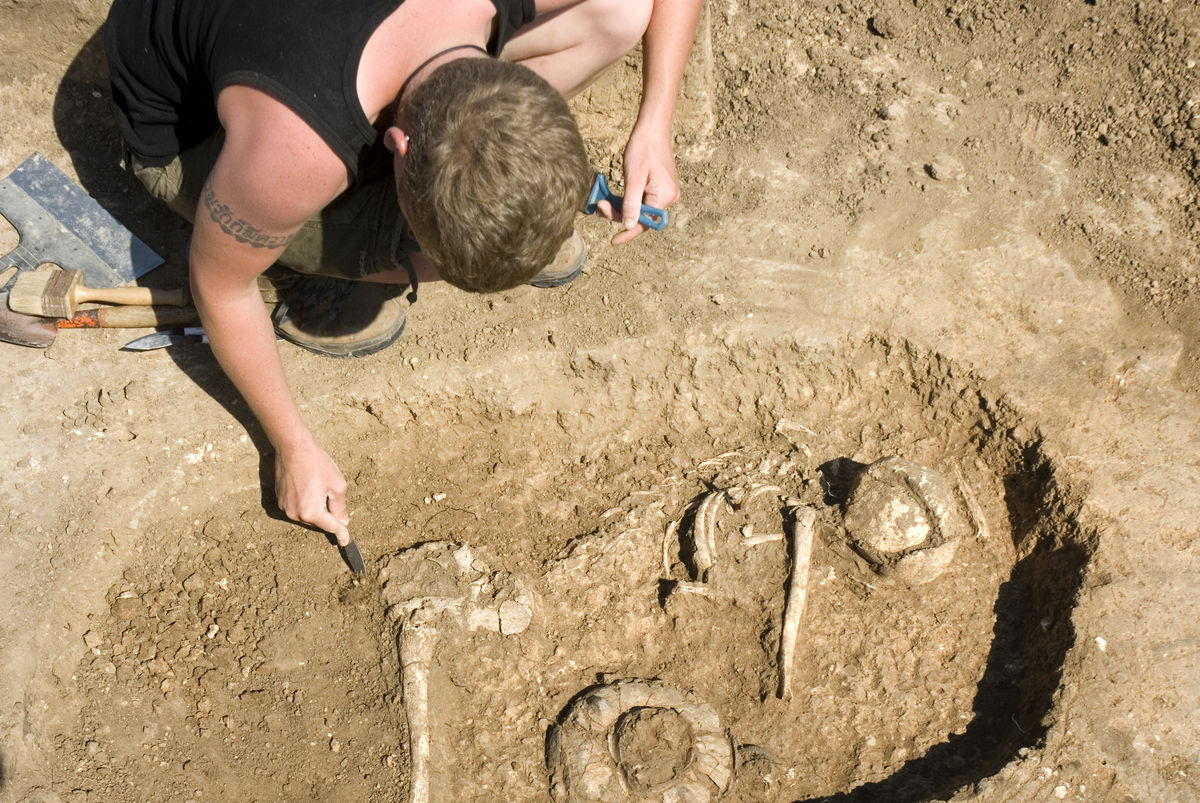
528, 238, 587, 288
275, 313, 406, 359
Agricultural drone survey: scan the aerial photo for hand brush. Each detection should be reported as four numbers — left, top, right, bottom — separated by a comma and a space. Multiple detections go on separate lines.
8, 265, 188, 318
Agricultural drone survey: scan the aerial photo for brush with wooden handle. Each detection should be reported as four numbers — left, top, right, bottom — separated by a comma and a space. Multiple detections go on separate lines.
8, 265, 189, 318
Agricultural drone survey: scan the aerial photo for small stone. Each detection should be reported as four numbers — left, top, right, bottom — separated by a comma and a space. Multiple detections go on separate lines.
330, 737, 342, 753
112, 596, 142, 621
867, 14, 904, 38
82, 630, 102, 650
202, 519, 227, 541
499, 600, 533, 635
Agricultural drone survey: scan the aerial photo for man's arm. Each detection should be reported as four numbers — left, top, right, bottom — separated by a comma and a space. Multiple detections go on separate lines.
615, 0, 704, 244
193, 86, 355, 543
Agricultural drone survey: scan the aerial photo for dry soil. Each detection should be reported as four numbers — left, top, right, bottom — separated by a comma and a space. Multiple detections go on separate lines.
1, 1, 1199, 801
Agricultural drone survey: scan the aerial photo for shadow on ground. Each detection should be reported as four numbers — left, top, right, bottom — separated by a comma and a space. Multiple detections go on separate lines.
52, 30, 289, 519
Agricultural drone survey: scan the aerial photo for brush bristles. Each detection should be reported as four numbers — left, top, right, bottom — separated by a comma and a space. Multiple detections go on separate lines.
9, 267, 79, 318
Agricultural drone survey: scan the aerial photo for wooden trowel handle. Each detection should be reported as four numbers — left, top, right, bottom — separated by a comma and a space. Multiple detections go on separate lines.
57, 305, 201, 328
75, 285, 189, 307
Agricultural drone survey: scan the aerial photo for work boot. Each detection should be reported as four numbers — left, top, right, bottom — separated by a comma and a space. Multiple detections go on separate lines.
527, 230, 586, 288
269, 273, 406, 358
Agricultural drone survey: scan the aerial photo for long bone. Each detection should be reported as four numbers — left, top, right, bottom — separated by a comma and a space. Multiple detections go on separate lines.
778, 505, 817, 699
399, 624, 438, 803
381, 542, 534, 803
953, 466, 991, 541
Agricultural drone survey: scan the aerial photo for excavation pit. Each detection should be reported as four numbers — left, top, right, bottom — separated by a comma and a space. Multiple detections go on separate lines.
55, 337, 1094, 801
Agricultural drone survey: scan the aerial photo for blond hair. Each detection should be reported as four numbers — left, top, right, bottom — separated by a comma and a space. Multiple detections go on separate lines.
397, 58, 590, 292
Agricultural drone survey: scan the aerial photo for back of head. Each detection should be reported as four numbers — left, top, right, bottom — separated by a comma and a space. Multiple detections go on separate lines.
397, 58, 591, 293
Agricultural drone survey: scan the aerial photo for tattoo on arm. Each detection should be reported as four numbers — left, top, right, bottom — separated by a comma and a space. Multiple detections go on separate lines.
202, 180, 296, 250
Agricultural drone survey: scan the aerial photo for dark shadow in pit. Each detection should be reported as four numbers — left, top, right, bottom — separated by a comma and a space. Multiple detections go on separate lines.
817, 457, 869, 507
804, 445, 1089, 803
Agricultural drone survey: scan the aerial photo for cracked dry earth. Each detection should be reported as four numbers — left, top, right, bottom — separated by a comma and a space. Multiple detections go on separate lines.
1, 0, 1199, 802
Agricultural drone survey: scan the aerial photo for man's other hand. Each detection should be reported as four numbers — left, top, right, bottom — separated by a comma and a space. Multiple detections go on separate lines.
611, 124, 679, 245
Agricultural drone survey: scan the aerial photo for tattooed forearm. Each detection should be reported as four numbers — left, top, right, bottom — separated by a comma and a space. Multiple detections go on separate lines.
202, 180, 295, 250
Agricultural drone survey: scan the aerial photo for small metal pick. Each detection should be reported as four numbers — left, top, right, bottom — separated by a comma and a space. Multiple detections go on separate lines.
340, 539, 366, 573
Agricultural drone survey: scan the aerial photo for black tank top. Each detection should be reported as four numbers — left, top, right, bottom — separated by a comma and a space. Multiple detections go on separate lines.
104, 0, 535, 182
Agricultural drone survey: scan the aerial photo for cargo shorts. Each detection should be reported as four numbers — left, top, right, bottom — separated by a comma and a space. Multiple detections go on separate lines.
123, 133, 419, 281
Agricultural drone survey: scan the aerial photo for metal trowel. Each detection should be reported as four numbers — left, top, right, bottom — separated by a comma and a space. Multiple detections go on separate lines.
0, 153, 163, 287
340, 539, 366, 573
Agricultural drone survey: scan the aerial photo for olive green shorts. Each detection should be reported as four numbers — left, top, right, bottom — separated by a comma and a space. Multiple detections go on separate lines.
125, 133, 418, 280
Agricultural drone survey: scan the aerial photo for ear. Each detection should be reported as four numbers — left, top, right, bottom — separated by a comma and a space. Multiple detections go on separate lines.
384, 126, 409, 155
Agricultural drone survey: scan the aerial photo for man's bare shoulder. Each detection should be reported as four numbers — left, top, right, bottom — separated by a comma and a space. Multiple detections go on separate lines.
214, 85, 352, 225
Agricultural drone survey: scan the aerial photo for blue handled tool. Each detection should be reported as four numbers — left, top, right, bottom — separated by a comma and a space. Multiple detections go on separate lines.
583, 173, 668, 231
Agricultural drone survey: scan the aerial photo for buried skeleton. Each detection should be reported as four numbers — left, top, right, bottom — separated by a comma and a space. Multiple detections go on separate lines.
57, 340, 1093, 800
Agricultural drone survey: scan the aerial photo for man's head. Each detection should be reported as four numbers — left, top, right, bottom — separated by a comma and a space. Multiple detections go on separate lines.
390, 57, 591, 293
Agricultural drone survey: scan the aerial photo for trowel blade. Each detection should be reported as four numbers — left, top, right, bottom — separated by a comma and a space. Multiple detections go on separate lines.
0, 289, 55, 348
0, 153, 163, 286
340, 540, 366, 573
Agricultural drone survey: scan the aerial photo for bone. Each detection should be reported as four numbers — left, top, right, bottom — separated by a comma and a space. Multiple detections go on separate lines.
400, 624, 439, 803
662, 519, 679, 577
953, 466, 991, 541
740, 523, 786, 547
742, 532, 786, 547
778, 505, 818, 699
548, 680, 735, 802
381, 542, 535, 803
738, 483, 783, 509
686, 490, 725, 582
702, 491, 725, 569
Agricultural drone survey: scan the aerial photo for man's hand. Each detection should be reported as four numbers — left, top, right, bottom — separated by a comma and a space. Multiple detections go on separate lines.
607, 124, 680, 246
274, 441, 351, 546
605, 0, 703, 245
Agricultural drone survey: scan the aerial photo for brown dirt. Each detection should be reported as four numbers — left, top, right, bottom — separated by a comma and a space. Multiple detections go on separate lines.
2, 1, 1199, 801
